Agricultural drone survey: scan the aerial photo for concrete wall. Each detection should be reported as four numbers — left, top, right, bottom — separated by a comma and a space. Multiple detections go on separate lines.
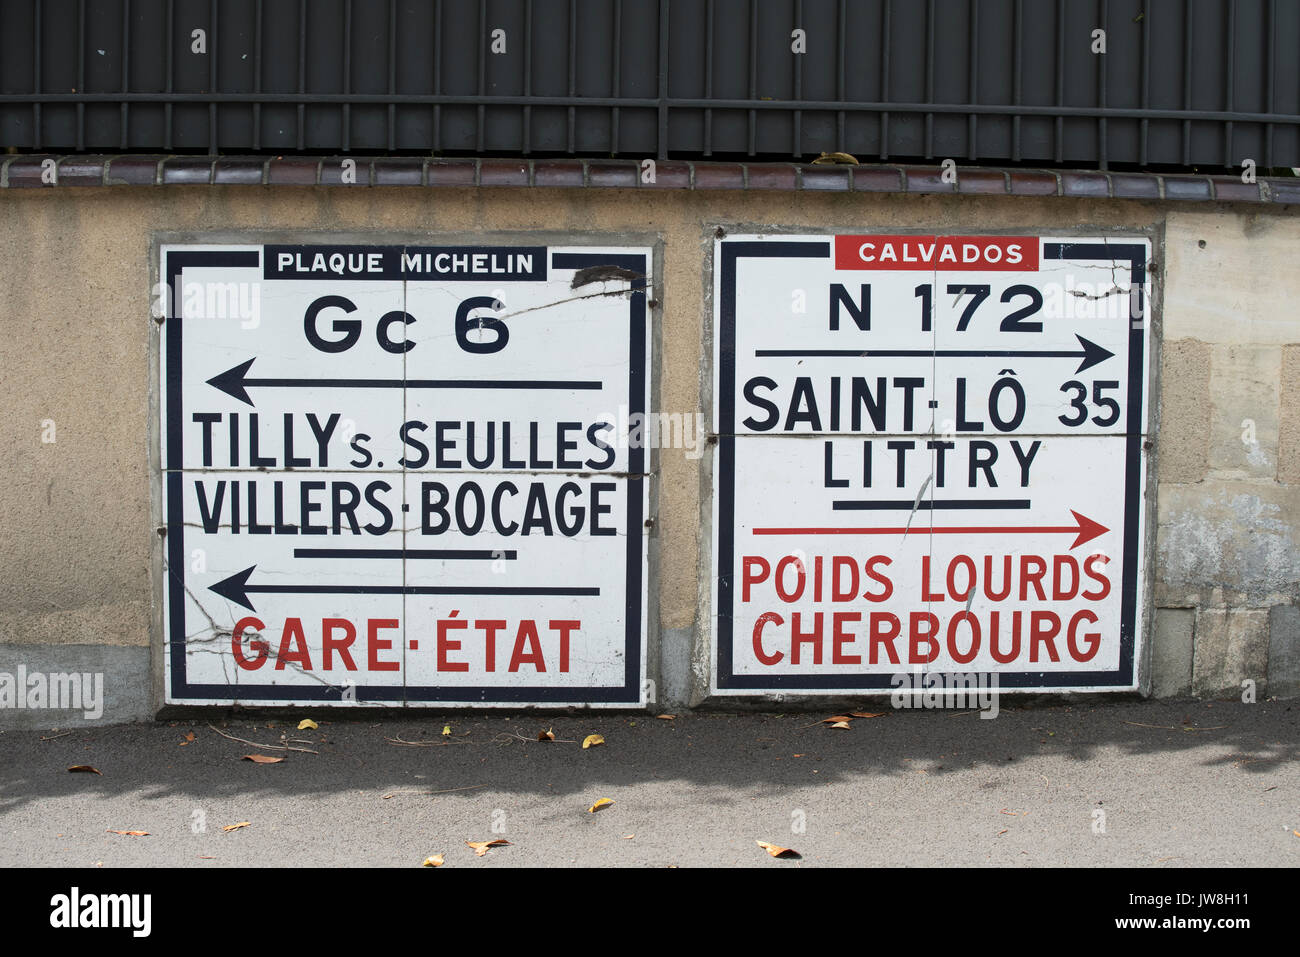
1, 184, 1298, 722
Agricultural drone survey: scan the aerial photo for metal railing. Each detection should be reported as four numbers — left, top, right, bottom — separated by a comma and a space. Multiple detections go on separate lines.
1, 0, 1296, 170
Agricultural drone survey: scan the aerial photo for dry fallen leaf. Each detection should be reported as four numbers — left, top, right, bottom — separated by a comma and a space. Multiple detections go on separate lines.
422, 854, 445, 867
849, 711, 886, 719
465, 839, 511, 857
656, 714, 677, 720
242, 754, 284, 764
623, 834, 635, 840
812, 151, 859, 165
822, 715, 854, 723
222, 821, 251, 832
756, 840, 801, 859
68, 765, 101, 775
1294, 830, 1300, 838
827, 721, 852, 730
179, 731, 196, 747
297, 719, 318, 731
106, 829, 149, 837
582, 734, 605, 749
588, 798, 614, 814
538, 728, 555, 742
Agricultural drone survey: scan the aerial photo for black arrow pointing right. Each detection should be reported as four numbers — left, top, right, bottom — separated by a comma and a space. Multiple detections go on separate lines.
755, 333, 1115, 374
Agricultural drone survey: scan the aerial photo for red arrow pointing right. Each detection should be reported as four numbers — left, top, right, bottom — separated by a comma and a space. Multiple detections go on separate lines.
753, 509, 1110, 550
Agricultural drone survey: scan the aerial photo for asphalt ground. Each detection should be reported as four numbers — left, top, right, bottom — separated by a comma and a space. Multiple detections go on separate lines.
1, 698, 1296, 869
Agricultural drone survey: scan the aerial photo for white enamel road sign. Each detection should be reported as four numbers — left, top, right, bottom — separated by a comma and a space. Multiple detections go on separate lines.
712, 234, 1150, 694
161, 243, 650, 706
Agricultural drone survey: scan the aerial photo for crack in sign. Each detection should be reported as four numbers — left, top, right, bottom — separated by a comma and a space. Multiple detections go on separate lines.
902, 475, 933, 540
571, 265, 646, 289
467, 263, 651, 332
489, 285, 645, 324
172, 555, 344, 688
1068, 285, 1130, 300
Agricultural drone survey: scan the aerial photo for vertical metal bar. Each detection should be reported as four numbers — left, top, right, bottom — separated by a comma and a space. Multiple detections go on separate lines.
1054, 0, 1063, 164
1139, 0, 1149, 165
1223, 0, 1235, 168
659, 0, 671, 159
611, 0, 621, 154
165, 0, 173, 148
1266, 0, 1275, 168
297, 0, 306, 150
208, 0, 217, 154
253, 0, 263, 151
837, 0, 846, 153
967, 0, 978, 161
924, 0, 934, 157
879, 0, 890, 160
704, 0, 713, 156
32, 0, 41, 149
522, 0, 532, 154
120, 0, 130, 150
567, 0, 577, 154
1182, 0, 1193, 166
342, 0, 351, 152
1012, 0, 1022, 162
476, 0, 486, 154
76, 0, 84, 151
384, 0, 395, 151
746, 0, 757, 156
1096, 0, 1106, 169
387, 0, 396, 152
434, 0, 442, 154
792, 0, 803, 158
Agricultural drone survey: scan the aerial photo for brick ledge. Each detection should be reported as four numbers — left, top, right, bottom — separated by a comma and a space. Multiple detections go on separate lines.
1, 155, 1296, 205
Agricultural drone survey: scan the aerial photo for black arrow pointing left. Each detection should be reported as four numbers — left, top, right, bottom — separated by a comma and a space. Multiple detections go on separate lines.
209, 565, 598, 613
207, 358, 604, 406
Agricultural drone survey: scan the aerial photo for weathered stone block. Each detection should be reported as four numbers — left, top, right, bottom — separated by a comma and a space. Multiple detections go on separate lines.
1267, 605, 1300, 699
1192, 607, 1269, 697
1278, 346, 1300, 485
1150, 608, 1194, 697
1157, 339, 1212, 484
1207, 344, 1279, 480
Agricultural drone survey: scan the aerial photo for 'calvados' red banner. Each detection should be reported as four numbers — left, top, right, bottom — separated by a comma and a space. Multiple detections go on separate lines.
834, 235, 1040, 271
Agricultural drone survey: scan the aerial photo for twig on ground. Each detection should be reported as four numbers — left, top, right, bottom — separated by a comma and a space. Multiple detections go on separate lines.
207, 723, 319, 754
1122, 721, 1227, 732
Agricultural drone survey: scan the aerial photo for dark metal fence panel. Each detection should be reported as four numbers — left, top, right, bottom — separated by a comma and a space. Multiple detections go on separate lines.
1, 0, 1296, 169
